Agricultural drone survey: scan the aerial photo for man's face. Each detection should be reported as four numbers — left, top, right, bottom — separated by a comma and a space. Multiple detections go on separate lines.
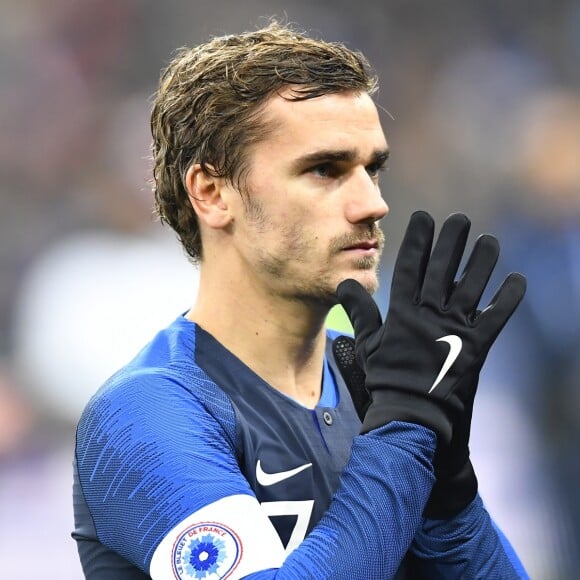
230, 89, 389, 304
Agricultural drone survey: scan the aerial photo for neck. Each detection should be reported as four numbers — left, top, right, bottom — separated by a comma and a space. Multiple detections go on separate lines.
186, 262, 331, 408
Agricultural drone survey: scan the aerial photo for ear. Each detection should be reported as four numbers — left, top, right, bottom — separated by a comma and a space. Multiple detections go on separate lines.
184, 164, 233, 229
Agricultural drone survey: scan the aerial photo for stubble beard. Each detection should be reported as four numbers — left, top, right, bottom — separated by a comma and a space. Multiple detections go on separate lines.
243, 195, 384, 303
277, 223, 384, 305
330, 224, 385, 293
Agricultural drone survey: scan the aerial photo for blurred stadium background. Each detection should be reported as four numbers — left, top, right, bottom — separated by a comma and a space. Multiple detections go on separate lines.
1, 1, 579, 577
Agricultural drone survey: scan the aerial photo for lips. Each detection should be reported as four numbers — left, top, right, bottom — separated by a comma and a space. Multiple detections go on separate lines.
342, 240, 379, 251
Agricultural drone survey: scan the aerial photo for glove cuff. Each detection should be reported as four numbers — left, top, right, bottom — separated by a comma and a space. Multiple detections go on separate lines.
361, 389, 452, 444
423, 459, 478, 519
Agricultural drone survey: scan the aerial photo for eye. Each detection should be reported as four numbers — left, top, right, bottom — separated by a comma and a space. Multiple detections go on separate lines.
366, 160, 387, 179
309, 163, 338, 179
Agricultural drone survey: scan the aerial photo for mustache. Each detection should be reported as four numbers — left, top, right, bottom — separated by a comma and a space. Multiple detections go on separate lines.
329, 224, 385, 253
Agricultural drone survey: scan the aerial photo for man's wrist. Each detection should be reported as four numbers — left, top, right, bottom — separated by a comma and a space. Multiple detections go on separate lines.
361, 388, 452, 443
423, 459, 478, 519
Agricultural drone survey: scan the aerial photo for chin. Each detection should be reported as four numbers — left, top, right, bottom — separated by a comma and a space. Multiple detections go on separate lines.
342, 270, 380, 294
361, 278, 380, 294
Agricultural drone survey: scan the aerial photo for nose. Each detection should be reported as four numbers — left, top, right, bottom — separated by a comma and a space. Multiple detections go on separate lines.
344, 169, 389, 225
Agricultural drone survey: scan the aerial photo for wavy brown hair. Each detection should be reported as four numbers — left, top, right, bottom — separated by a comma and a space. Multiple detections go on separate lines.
151, 21, 378, 262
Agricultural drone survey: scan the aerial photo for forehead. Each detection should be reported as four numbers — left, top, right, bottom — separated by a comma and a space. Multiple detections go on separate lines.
257, 90, 387, 158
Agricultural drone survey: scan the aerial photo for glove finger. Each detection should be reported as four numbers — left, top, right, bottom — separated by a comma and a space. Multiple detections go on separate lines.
332, 335, 369, 421
476, 272, 527, 338
452, 234, 499, 316
390, 211, 435, 304
421, 213, 471, 307
336, 279, 382, 349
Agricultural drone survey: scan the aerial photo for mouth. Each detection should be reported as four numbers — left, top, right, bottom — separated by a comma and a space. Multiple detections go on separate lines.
342, 240, 379, 252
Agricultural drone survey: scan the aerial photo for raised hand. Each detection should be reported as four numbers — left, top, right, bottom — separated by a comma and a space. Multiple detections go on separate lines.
336, 211, 526, 445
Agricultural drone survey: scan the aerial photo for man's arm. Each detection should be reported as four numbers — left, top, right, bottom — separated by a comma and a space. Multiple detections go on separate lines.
335, 211, 528, 578
408, 495, 529, 579
333, 334, 529, 579
75, 371, 436, 579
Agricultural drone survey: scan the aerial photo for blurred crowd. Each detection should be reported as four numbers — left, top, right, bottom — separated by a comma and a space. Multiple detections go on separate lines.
0, 1, 579, 578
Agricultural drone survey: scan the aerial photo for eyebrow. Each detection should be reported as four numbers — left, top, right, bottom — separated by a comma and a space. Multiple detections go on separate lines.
291, 148, 390, 171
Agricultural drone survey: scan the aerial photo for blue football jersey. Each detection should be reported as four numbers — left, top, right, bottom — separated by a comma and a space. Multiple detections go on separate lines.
72, 315, 528, 579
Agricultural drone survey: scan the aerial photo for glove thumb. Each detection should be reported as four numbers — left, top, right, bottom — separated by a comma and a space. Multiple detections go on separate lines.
332, 335, 369, 421
336, 279, 382, 361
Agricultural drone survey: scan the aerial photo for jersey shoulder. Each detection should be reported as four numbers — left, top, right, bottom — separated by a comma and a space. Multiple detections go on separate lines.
79, 316, 237, 443
74, 317, 250, 572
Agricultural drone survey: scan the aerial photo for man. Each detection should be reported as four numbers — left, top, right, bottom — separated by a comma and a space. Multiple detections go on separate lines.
72, 22, 529, 578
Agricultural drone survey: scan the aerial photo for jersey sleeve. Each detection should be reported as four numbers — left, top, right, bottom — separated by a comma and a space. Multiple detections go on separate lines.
407, 494, 530, 579
75, 371, 288, 577
274, 422, 437, 579
75, 362, 438, 580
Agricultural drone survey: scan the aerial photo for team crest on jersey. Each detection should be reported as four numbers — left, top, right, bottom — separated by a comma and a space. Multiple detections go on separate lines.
172, 522, 242, 579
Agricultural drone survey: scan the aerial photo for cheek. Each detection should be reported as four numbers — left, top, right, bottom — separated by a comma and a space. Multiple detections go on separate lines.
288, 208, 319, 240
258, 195, 334, 256
280, 225, 329, 263
280, 222, 310, 252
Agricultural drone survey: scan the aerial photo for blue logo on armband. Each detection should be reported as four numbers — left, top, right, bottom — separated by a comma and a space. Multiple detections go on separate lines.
172, 522, 242, 579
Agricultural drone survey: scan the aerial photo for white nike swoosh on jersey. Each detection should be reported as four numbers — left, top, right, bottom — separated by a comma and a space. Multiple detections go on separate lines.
428, 334, 463, 394
256, 460, 313, 487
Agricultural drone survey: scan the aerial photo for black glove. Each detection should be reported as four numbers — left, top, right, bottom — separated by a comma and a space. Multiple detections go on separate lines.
336, 211, 526, 445
333, 331, 479, 518
332, 334, 369, 422
423, 392, 478, 518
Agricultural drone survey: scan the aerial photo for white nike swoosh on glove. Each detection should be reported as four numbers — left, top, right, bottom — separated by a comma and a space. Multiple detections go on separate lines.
429, 334, 462, 394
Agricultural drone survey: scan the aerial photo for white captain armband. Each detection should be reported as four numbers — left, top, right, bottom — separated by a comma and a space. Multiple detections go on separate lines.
149, 494, 286, 579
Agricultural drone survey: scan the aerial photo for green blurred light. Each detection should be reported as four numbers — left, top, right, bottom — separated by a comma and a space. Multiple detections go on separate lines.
326, 305, 354, 334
